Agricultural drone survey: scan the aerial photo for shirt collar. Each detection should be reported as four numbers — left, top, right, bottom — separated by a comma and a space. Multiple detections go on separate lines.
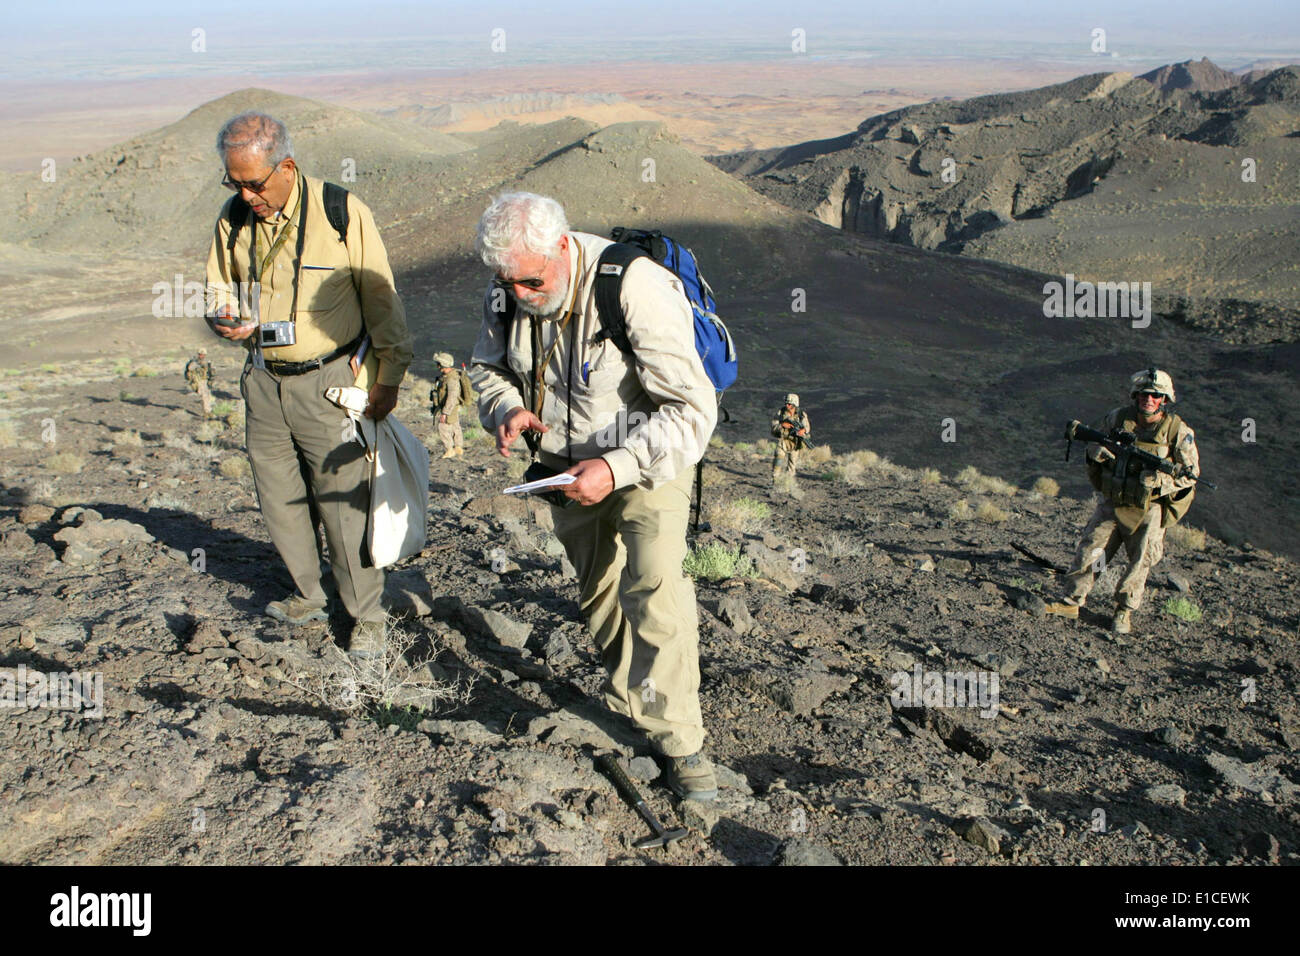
262, 173, 301, 227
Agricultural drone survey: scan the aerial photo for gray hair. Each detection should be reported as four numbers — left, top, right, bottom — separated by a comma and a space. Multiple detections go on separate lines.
476, 192, 569, 271
215, 112, 294, 166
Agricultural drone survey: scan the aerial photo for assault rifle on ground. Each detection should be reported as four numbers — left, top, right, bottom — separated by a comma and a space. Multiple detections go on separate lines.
1064, 420, 1215, 490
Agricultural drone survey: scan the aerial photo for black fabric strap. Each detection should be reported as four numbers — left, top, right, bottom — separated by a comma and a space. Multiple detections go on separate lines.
592, 243, 646, 356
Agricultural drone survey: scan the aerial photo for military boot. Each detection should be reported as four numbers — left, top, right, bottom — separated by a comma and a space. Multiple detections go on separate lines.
1112, 607, 1132, 635
440, 449, 457, 460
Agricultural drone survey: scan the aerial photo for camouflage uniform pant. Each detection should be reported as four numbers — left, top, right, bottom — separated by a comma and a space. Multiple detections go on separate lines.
194, 381, 213, 417
772, 441, 800, 480
436, 413, 463, 455
1063, 500, 1166, 611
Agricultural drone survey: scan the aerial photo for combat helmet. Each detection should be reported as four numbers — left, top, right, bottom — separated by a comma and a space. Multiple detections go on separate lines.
1130, 367, 1175, 404
784, 393, 800, 407
434, 352, 454, 369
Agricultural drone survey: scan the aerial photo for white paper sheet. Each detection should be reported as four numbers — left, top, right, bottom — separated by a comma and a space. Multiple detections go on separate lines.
503, 473, 577, 495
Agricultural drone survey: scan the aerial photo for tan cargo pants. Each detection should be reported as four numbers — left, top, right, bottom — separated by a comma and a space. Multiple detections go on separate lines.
1064, 500, 1166, 611
550, 469, 705, 757
195, 380, 213, 417
436, 411, 463, 455
772, 440, 800, 480
241, 355, 385, 623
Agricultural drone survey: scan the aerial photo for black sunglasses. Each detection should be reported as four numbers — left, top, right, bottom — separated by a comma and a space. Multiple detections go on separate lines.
492, 274, 546, 290
221, 161, 283, 194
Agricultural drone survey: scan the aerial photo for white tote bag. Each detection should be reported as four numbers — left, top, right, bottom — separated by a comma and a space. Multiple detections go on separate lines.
326, 387, 429, 568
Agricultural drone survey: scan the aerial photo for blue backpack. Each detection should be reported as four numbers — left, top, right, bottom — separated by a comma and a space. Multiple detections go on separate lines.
594, 227, 738, 393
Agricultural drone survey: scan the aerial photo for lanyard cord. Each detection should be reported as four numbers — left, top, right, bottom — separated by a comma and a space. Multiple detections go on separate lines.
526, 241, 583, 459
247, 176, 309, 325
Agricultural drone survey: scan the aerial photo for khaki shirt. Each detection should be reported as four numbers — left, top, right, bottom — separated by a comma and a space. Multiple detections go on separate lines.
1096, 406, 1200, 497
470, 231, 717, 491
204, 172, 413, 388
771, 408, 811, 448
435, 368, 462, 417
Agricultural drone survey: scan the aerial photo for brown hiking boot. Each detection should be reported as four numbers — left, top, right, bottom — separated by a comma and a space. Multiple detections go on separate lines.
265, 595, 327, 625
664, 752, 718, 802
1112, 608, 1132, 635
439, 449, 457, 460
349, 620, 388, 661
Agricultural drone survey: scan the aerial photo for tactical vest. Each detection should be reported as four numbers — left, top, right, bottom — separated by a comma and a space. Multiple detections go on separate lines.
1097, 412, 1182, 510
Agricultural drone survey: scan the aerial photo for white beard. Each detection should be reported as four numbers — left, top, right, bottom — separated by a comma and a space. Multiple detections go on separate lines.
514, 284, 567, 317
513, 257, 571, 317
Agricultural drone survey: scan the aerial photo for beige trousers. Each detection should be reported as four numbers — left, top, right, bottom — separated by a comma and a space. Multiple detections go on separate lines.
436, 413, 463, 454
772, 441, 800, 478
550, 469, 705, 756
241, 355, 384, 623
195, 381, 213, 417
1064, 501, 1166, 611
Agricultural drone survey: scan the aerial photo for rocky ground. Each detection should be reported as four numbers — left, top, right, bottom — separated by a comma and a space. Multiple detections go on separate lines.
1, 359, 1296, 865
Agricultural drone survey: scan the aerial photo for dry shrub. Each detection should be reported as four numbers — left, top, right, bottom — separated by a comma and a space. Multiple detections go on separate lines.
817, 532, 869, 558
949, 499, 973, 522
827, 448, 900, 484
919, 467, 942, 485
0, 421, 16, 448
194, 421, 224, 443
114, 429, 144, 447
700, 464, 727, 489
957, 465, 1017, 497
805, 444, 832, 464
710, 496, 771, 533
46, 452, 84, 475
1166, 524, 1207, 551
218, 456, 250, 479
976, 501, 1009, 524
826, 458, 865, 484
1032, 476, 1060, 497
297, 617, 475, 716
754, 439, 773, 455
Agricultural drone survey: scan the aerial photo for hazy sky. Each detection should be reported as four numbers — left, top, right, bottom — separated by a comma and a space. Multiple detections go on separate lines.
7, 0, 1299, 76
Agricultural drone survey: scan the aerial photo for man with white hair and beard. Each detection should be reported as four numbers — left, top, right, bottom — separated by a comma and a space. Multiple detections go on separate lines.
469, 192, 720, 801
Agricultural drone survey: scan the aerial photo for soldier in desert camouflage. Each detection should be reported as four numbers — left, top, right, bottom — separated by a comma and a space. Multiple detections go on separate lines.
1049, 368, 1200, 634
771, 393, 811, 487
184, 348, 215, 418
432, 352, 466, 459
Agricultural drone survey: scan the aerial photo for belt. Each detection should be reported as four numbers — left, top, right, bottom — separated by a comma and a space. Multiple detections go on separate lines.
263, 335, 364, 376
